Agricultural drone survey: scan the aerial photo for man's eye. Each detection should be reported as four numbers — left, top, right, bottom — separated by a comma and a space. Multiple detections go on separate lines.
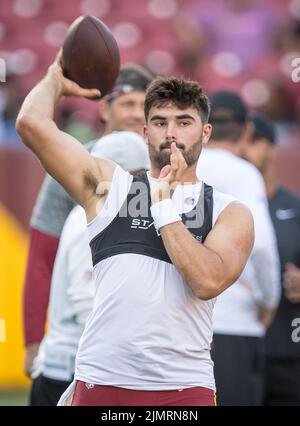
180, 122, 190, 126
155, 122, 165, 126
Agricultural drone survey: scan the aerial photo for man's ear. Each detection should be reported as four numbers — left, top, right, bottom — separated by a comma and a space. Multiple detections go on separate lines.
202, 123, 212, 146
144, 125, 149, 145
98, 101, 110, 123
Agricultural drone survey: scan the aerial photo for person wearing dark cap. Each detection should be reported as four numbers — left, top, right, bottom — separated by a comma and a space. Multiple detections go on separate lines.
23, 64, 154, 405
246, 113, 300, 406
197, 91, 281, 406
100, 64, 154, 137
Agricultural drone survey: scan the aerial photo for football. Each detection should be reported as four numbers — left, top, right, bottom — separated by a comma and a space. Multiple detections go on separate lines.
62, 15, 120, 98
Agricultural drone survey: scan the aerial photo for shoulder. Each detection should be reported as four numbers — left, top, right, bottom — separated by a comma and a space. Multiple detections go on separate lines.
213, 200, 254, 241
206, 200, 254, 265
218, 200, 253, 220
211, 188, 237, 225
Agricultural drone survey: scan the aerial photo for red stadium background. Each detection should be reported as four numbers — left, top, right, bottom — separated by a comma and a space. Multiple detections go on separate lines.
0, 0, 299, 403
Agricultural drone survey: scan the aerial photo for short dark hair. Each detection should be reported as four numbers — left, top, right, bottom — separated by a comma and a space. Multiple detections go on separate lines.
209, 90, 247, 143
250, 112, 276, 145
144, 77, 210, 123
209, 113, 245, 142
116, 64, 154, 92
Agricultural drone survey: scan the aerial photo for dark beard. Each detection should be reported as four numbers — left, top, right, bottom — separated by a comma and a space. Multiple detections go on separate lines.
148, 137, 203, 170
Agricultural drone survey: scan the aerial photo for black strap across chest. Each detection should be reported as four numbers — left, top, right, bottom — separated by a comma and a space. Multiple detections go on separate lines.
90, 173, 213, 266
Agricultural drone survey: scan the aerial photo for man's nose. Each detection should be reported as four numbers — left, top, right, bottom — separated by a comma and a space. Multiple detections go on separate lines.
166, 123, 177, 141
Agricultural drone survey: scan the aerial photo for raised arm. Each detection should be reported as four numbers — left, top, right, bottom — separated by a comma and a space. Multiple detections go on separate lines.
16, 54, 116, 215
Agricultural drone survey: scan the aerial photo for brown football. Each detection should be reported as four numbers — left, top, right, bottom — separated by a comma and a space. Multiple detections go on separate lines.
62, 15, 120, 98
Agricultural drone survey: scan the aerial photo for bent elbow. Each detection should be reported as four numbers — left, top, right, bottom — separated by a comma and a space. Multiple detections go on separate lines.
195, 280, 221, 301
16, 114, 29, 133
195, 275, 233, 301
16, 114, 37, 142
196, 289, 218, 301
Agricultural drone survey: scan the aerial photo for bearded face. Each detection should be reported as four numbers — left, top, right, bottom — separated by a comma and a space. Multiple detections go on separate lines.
148, 136, 203, 170
144, 103, 212, 174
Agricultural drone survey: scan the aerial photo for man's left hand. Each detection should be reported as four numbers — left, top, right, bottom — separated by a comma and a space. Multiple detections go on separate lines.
151, 142, 187, 204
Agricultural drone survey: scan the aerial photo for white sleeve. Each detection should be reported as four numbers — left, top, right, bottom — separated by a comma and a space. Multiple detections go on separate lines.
65, 227, 95, 326
244, 174, 281, 309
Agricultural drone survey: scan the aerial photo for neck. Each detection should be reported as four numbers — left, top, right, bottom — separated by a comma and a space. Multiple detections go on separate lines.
150, 163, 199, 184
262, 162, 278, 199
206, 140, 242, 157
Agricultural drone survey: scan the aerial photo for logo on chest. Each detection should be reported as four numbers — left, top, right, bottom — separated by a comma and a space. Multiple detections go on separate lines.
192, 234, 203, 243
130, 218, 161, 236
130, 218, 203, 241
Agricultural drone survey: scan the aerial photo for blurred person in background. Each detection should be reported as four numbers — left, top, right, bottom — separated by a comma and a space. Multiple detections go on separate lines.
245, 112, 300, 406
174, 0, 284, 79
197, 91, 280, 406
56, 107, 97, 144
29, 132, 150, 406
23, 64, 154, 380
0, 73, 23, 147
261, 21, 300, 121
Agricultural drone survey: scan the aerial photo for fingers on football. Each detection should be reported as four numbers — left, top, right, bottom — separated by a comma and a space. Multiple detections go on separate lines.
64, 79, 101, 98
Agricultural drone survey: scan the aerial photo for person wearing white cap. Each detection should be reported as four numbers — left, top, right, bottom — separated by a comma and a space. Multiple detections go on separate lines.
91, 131, 150, 173
30, 131, 150, 405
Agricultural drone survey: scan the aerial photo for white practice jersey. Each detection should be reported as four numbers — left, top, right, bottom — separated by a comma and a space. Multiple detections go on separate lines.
32, 206, 95, 382
197, 148, 281, 337
74, 166, 236, 391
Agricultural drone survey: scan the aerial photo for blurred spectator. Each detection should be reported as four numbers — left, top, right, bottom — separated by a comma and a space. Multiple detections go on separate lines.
175, 0, 285, 78
56, 107, 98, 144
29, 132, 150, 406
0, 74, 23, 147
245, 112, 300, 406
253, 22, 300, 126
197, 91, 280, 406
173, 0, 300, 150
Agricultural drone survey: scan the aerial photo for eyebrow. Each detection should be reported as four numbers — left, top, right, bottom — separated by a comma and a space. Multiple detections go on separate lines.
150, 114, 196, 122
176, 114, 196, 121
